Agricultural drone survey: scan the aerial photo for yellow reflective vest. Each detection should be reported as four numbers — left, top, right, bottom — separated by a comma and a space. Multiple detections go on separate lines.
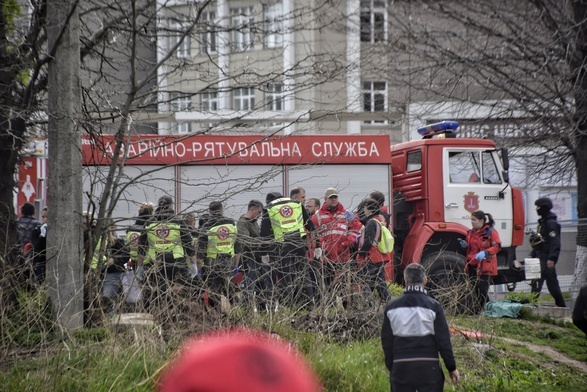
145, 220, 185, 262
267, 199, 304, 242
126, 227, 142, 261
206, 221, 237, 259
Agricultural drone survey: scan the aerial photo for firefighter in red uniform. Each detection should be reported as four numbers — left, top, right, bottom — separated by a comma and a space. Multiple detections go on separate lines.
459, 210, 500, 312
311, 187, 362, 296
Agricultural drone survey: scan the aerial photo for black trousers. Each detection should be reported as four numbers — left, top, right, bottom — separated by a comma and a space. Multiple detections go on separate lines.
530, 260, 566, 307
360, 261, 391, 302
467, 265, 491, 312
274, 241, 306, 307
390, 360, 445, 392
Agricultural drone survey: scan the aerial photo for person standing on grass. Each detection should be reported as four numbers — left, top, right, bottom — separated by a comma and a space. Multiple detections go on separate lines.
529, 197, 566, 307
381, 263, 459, 392
459, 210, 501, 312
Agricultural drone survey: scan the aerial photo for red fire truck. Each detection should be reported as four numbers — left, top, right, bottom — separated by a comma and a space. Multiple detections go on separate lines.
18, 121, 525, 305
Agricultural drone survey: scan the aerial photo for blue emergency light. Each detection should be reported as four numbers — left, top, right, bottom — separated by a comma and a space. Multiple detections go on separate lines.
417, 121, 460, 137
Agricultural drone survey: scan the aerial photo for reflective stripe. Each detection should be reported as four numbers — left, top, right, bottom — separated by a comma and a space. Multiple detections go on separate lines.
393, 358, 439, 363
386, 306, 436, 337
267, 200, 304, 242
145, 221, 184, 261
322, 230, 347, 236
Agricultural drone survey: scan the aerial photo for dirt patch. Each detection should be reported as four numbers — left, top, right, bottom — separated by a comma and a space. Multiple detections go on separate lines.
499, 337, 587, 373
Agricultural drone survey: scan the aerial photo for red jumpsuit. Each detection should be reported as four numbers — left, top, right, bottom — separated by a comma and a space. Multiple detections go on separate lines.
311, 202, 362, 263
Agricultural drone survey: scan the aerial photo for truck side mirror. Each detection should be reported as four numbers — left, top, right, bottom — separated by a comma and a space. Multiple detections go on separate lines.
502, 170, 510, 183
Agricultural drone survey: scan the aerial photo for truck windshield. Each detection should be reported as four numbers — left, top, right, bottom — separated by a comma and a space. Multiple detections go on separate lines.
448, 150, 502, 184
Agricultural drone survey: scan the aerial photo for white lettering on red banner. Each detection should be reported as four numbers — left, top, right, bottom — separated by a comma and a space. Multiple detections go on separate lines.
84, 135, 389, 165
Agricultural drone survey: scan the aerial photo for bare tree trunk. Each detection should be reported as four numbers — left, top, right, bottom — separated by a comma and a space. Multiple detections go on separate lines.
46, 0, 83, 330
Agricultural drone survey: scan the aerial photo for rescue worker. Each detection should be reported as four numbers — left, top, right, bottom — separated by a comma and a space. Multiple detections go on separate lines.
196, 201, 238, 310
260, 191, 318, 308
460, 210, 500, 312
90, 218, 129, 315
370, 190, 391, 229
311, 187, 362, 297
291, 187, 320, 307
127, 202, 154, 268
137, 195, 195, 308
124, 202, 153, 309
530, 197, 566, 307
356, 198, 392, 303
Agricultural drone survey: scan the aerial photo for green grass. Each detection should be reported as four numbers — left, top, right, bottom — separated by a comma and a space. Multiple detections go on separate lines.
1, 289, 587, 392
2, 317, 586, 392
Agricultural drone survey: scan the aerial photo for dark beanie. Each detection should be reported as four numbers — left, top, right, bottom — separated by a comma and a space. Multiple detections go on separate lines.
266, 192, 283, 204
158, 195, 173, 208
535, 197, 553, 216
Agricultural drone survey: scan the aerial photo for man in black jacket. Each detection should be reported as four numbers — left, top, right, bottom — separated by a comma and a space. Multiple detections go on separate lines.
530, 197, 566, 307
381, 263, 459, 391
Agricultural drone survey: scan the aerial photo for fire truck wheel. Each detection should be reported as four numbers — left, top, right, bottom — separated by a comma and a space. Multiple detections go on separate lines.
422, 251, 476, 315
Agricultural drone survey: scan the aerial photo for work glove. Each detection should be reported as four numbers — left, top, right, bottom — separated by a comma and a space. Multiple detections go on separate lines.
261, 255, 270, 265
475, 251, 486, 261
135, 265, 145, 281
313, 247, 323, 260
458, 238, 467, 248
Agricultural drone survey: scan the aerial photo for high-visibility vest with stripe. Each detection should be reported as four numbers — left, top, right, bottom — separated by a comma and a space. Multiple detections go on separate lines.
267, 199, 305, 242
145, 221, 184, 261
206, 223, 237, 259
126, 228, 141, 261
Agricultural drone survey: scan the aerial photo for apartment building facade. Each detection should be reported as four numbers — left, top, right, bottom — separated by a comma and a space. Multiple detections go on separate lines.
155, 0, 401, 142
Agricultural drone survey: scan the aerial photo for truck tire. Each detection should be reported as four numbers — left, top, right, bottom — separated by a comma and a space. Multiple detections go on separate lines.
421, 251, 476, 315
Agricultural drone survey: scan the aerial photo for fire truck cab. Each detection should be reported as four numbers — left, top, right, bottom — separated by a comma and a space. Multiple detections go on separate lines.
391, 122, 525, 302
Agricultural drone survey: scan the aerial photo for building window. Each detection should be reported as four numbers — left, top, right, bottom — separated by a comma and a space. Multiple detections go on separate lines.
360, 0, 386, 43
264, 2, 283, 48
231, 7, 255, 52
171, 93, 192, 134
201, 91, 219, 111
201, 12, 217, 53
170, 18, 191, 58
266, 83, 284, 111
363, 81, 386, 123
233, 87, 255, 110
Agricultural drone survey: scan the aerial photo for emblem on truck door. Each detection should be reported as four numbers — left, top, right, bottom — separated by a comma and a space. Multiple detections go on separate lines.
464, 192, 479, 213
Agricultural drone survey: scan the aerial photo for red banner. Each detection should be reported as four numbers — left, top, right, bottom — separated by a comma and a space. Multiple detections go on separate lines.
82, 134, 392, 166
17, 157, 38, 209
